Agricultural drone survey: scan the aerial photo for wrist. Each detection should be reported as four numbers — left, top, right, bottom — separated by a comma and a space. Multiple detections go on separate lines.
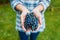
16, 4, 29, 12
32, 8, 39, 14
22, 9, 30, 14
33, 5, 44, 12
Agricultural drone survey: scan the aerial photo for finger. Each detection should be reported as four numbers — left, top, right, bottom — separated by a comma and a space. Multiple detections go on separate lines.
21, 15, 26, 31
38, 17, 42, 25
23, 27, 26, 32
35, 23, 41, 31
21, 11, 27, 26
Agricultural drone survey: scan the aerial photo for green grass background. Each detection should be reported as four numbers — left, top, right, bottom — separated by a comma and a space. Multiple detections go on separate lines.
0, 0, 60, 40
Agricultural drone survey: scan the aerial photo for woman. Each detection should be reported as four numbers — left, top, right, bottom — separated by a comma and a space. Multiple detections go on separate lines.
10, 0, 51, 40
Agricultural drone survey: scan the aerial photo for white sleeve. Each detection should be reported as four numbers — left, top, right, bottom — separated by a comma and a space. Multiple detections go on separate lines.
38, 0, 51, 11
10, 0, 23, 11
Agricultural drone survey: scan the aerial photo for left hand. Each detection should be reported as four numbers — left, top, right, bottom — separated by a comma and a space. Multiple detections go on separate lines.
32, 7, 42, 32
20, 9, 30, 32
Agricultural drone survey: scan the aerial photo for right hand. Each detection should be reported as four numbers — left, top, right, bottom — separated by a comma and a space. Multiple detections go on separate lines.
21, 9, 30, 32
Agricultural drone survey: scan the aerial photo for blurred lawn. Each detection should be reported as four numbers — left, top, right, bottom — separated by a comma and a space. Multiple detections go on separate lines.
0, 0, 60, 40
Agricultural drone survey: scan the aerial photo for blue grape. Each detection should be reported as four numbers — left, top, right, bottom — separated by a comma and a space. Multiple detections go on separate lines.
24, 12, 38, 31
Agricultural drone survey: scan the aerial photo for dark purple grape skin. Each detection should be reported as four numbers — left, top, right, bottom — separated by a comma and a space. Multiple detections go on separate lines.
24, 12, 38, 31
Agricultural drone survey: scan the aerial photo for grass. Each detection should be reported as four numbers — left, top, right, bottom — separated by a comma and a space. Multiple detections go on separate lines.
0, 4, 19, 40
0, 1, 60, 40
37, 7, 60, 40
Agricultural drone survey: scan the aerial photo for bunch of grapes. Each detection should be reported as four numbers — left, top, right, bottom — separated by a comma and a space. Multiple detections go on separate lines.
24, 12, 38, 31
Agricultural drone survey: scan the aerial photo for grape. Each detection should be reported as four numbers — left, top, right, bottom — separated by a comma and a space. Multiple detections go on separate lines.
24, 12, 38, 31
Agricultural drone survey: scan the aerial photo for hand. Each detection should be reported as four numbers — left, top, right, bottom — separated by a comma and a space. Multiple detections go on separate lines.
32, 7, 42, 31
21, 9, 30, 32
32, 7, 42, 25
